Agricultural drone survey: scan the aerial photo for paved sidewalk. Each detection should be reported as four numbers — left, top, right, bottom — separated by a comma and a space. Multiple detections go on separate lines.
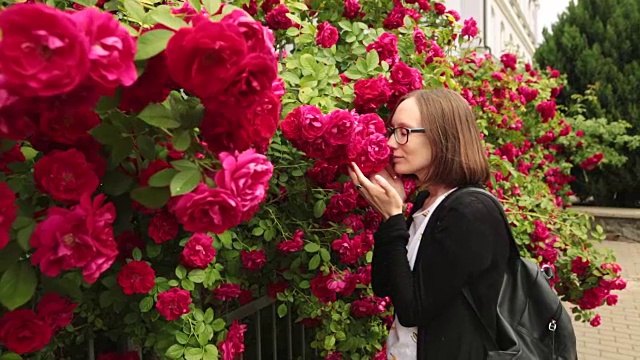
570, 240, 640, 360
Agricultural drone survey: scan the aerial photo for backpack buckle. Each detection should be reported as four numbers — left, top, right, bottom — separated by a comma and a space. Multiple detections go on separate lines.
548, 319, 557, 331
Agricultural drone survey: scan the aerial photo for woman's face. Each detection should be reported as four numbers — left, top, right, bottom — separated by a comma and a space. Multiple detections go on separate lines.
388, 97, 432, 178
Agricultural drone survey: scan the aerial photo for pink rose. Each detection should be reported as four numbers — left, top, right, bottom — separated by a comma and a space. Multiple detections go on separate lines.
219, 320, 247, 360
0, 182, 17, 250
298, 105, 328, 142
324, 109, 356, 145
215, 149, 274, 220
180, 233, 216, 269
34, 149, 100, 204
500, 53, 518, 70
0, 3, 89, 96
390, 62, 423, 90
461, 18, 478, 38
156, 288, 192, 321
170, 183, 241, 234
536, 101, 557, 122
166, 20, 247, 98
589, 314, 601, 327
30, 194, 118, 284
72, 8, 137, 89
342, 0, 362, 19
316, 21, 339, 48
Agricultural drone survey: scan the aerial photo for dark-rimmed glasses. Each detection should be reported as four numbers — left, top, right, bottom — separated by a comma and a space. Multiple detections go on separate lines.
386, 127, 426, 145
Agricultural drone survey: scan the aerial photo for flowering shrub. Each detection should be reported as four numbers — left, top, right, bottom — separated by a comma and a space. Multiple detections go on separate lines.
0, 0, 633, 359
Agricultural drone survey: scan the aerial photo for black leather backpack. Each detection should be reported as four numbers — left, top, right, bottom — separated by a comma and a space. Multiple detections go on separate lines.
444, 187, 578, 360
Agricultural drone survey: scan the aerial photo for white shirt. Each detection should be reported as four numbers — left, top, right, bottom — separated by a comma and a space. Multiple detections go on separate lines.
387, 189, 456, 360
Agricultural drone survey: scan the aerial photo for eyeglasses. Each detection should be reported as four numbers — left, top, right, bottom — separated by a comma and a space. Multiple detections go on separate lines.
386, 127, 426, 145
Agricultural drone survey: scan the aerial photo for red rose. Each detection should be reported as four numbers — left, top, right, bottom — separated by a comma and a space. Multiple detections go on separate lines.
0, 182, 17, 250
117, 260, 156, 295
323, 109, 356, 145
34, 149, 100, 204
342, 0, 362, 19
390, 62, 423, 91
170, 183, 241, 234
215, 149, 273, 220
39, 108, 100, 145
316, 21, 339, 48
36, 293, 77, 331
213, 283, 242, 301
280, 105, 325, 145
222, 10, 275, 55
156, 288, 192, 321
180, 233, 216, 269
219, 321, 247, 360
119, 53, 174, 112
166, 20, 247, 98
148, 211, 179, 244
277, 229, 304, 253
0, 3, 89, 97
536, 101, 557, 122
366, 32, 398, 66
353, 75, 391, 113
461, 17, 478, 38
500, 53, 518, 70
72, 8, 137, 89
0, 309, 53, 354
240, 249, 267, 270
211, 53, 278, 106
30, 194, 118, 284
310, 272, 336, 303
265, 5, 294, 30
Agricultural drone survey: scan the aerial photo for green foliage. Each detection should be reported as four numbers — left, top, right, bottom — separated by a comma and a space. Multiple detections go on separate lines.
535, 0, 640, 206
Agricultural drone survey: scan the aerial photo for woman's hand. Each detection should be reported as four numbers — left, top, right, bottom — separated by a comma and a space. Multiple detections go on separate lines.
375, 164, 406, 201
348, 162, 404, 220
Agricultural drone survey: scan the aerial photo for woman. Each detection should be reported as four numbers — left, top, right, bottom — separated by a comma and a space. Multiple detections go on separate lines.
348, 88, 511, 359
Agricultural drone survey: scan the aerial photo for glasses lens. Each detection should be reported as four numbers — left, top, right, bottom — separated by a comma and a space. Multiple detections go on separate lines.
397, 128, 409, 144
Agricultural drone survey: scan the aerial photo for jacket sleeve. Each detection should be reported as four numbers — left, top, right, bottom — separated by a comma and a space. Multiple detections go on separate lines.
375, 195, 502, 327
371, 214, 409, 297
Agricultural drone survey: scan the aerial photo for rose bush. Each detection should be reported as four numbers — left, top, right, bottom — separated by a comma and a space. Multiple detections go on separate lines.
0, 0, 634, 359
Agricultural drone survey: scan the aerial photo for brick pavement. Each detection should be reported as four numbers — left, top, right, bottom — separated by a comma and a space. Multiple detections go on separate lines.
569, 240, 640, 360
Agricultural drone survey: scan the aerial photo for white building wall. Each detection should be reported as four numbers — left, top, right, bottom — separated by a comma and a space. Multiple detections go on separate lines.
444, 0, 539, 62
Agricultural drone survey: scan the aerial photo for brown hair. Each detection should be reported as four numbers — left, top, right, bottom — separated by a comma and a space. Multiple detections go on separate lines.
392, 88, 490, 188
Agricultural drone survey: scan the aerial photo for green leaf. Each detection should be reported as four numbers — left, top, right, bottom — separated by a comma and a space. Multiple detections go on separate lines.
277, 303, 288, 318
171, 159, 198, 171
211, 318, 225, 331
198, 325, 213, 346
0, 243, 23, 273
299, 54, 316, 73
308, 254, 320, 270
130, 186, 171, 209
188, 269, 207, 283
313, 200, 326, 218
91, 123, 122, 145
149, 6, 189, 31
124, 0, 146, 22
204, 308, 214, 323
203, 345, 218, 360
176, 332, 190, 345
172, 130, 191, 151
324, 335, 336, 349
344, 67, 361, 80
181, 278, 195, 291
0, 262, 37, 310
0, 353, 23, 360
170, 169, 201, 196
175, 265, 187, 279
147, 243, 162, 258
137, 135, 157, 161
286, 27, 300, 36
139, 296, 154, 312
165, 344, 184, 359
110, 137, 134, 164
193, 308, 205, 322
101, 170, 135, 196
135, 29, 175, 61
202, 0, 221, 14
366, 50, 380, 70
298, 280, 310, 289
304, 243, 320, 253
20, 147, 38, 161
148, 168, 178, 187
320, 248, 330, 262
132, 248, 142, 261
138, 103, 180, 129
15, 223, 35, 252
